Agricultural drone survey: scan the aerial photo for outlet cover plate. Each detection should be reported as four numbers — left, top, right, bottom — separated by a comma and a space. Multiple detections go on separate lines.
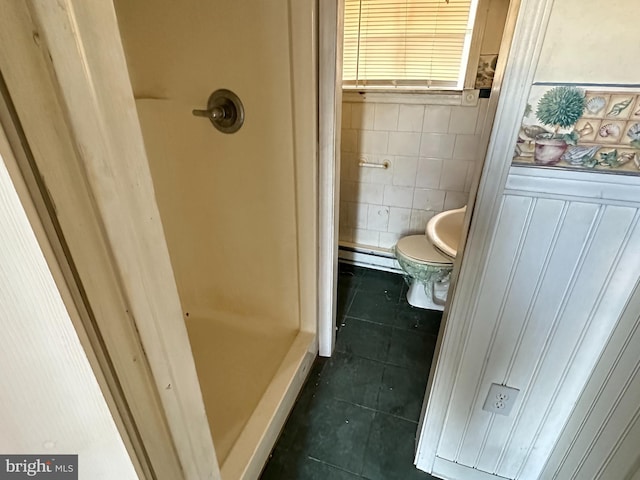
483, 383, 520, 416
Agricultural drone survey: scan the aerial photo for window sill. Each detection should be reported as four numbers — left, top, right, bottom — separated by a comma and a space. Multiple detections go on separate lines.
342, 88, 480, 107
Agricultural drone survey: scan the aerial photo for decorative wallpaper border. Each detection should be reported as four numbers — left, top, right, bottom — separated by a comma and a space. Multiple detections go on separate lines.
512, 83, 640, 175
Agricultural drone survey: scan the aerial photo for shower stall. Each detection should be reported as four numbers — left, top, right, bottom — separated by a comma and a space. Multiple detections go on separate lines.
0, 0, 317, 477
113, 1, 318, 477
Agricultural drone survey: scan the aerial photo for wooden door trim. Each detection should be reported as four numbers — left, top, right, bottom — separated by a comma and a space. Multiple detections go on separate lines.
0, 2, 219, 479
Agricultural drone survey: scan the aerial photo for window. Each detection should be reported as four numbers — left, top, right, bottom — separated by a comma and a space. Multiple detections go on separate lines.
343, 0, 479, 90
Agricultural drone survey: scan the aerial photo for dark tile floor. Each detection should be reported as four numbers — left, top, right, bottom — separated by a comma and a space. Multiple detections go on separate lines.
260, 264, 441, 479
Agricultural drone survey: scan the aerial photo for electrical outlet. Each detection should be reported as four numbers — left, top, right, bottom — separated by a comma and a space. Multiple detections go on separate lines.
482, 383, 520, 416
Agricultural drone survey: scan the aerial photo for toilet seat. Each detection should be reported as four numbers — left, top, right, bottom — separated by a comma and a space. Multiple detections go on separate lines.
396, 235, 452, 265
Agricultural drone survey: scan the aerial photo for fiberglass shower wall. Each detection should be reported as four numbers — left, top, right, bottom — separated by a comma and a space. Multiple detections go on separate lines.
114, 0, 317, 472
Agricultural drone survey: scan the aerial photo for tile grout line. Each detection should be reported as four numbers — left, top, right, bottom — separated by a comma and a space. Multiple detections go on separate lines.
306, 455, 364, 478
327, 348, 433, 380
331, 397, 421, 426
342, 314, 441, 336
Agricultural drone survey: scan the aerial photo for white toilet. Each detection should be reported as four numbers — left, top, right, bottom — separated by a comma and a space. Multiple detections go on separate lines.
395, 206, 466, 311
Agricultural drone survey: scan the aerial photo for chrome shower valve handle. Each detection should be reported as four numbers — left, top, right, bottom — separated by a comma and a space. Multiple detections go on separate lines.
192, 105, 226, 120
192, 89, 244, 134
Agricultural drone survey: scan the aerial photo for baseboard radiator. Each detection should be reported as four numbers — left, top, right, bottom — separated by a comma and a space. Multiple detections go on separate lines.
338, 242, 403, 274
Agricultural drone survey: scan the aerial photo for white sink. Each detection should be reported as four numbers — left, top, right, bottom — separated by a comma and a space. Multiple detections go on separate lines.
426, 206, 467, 259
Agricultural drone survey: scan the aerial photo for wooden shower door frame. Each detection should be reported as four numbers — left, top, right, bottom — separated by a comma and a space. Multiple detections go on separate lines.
0, 2, 220, 479
1, 0, 320, 478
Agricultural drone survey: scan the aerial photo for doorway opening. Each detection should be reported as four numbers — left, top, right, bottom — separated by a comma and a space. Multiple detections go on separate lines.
315, 0, 517, 476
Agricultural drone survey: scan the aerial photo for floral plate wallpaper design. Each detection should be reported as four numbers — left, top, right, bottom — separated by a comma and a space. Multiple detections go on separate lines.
512, 84, 640, 175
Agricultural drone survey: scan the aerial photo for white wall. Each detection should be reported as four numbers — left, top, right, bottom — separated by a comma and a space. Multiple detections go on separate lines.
0, 149, 137, 479
534, 0, 638, 85
420, 0, 640, 478
339, 98, 488, 250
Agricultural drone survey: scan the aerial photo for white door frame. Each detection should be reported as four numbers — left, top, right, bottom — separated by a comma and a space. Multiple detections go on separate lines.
0, 105, 142, 480
317, 0, 344, 357
415, 0, 556, 473
0, 2, 219, 479
0, 76, 153, 480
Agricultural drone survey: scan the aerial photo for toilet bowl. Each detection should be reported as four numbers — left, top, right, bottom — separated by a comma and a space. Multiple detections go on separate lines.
394, 206, 466, 310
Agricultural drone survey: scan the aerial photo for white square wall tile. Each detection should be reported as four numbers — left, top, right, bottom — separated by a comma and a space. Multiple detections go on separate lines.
444, 191, 469, 210
367, 204, 390, 231
351, 103, 375, 130
353, 203, 369, 228
340, 180, 358, 202
341, 103, 352, 130
423, 106, 451, 133
387, 207, 412, 234
392, 156, 418, 187
379, 232, 401, 249
448, 106, 479, 135
415, 158, 443, 189
339, 227, 353, 243
410, 209, 436, 234
358, 154, 394, 184
341, 129, 358, 153
340, 153, 358, 181
388, 132, 421, 156
465, 161, 478, 192
353, 228, 380, 247
420, 133, 456, 158
412, 188, 445, 211
453, 134, 481, 160
383, 185, 414, 208
339, 202, 353, 228
398, 105, 425, 132
357, 182, 385, 204
351, 157, 367, 183
476, 99, 489, 135
339, 203, 348, 228
359, 130, 389, 154
439, 160, 472, 192
374, 104, 399, 131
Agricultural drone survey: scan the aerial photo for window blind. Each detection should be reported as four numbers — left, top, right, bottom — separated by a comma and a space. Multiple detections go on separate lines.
343, 0, 476, 89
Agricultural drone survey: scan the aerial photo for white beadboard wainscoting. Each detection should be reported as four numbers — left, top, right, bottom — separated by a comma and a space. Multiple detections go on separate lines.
430, 166, 640, 480
541, 274, 640, 479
